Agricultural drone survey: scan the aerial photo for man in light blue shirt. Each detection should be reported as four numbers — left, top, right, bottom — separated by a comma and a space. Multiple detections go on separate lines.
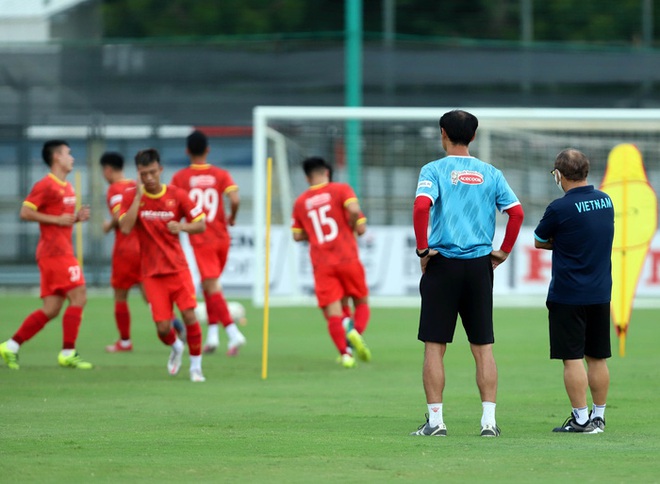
410, 110, 524, 437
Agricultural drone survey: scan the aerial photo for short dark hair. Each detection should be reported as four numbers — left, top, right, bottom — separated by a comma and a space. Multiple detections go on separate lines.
100, 151, 124, 170
135, 148, 161, 167
302, 156, 331, 177
187, 130, 208, 156
439, 110, 478, 146
554, 148, 590, 181
42, 140, 69, 166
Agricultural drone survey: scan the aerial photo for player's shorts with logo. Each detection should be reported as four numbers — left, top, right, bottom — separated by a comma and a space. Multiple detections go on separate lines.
38, 255, 85, 298
547, 301, 612, 360
418, 253, 494, 344
192, 237, 230, 280
142, 271, 197, 322
313, 260, 368, 308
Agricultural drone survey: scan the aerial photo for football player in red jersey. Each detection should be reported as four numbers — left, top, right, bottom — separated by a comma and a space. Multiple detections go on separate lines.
101, 152, 186, 353
0, 140, 92, 370
171, 130, 246, 356
101, 152, 142, 352
119, 148, 207, 382
291, 157, 372, 368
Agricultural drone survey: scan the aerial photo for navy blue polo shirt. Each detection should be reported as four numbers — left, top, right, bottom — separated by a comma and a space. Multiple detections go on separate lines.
534, 185, 614, 305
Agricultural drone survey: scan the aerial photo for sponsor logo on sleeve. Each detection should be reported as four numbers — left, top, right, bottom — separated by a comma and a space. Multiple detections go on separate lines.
191, 205, 203, 218
110, 194, 122, 206
417, 180, 433, 189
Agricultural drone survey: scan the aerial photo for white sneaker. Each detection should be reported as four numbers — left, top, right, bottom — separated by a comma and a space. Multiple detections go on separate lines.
227, 333, 246, 357
203, 335, 219, 354
167, 346, 183, 375
190, 368, 206, 383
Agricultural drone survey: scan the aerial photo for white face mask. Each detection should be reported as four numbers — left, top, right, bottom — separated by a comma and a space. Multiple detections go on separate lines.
553, 169, 564, 192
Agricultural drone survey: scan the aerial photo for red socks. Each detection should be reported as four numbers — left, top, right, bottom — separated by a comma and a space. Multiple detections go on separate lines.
14, 306, 85, 350
62, 306, 83, 349
353, 303, 370, 334
114, 301, 131, 340
205, 291, 233, 327
186, 322, 202, 356
157, 321, 201, 355
327, 315, 348, 354
342, 304, 351, 319
13, 309, 50, 345
158, 327, 177, 346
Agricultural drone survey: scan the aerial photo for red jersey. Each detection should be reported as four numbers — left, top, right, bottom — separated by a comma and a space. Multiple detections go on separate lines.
170, 164, 237, 247
291, 182, 364, 267
106, 179, 140, 261
119, 184, 205, 278
23, 173, 77, 260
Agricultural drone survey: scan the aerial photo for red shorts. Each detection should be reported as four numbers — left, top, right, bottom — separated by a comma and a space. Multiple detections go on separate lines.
38, 255, 86, 298
192, 238, 230, 280
313, 261, 368, 308
110, 252, 142, 290
142, 271, 197, 322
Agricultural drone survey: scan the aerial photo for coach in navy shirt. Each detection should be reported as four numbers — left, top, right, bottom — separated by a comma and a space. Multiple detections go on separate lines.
534, 148, 614, 434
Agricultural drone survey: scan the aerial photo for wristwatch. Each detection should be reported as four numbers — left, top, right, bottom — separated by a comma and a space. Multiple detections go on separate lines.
416, 248, 430, 258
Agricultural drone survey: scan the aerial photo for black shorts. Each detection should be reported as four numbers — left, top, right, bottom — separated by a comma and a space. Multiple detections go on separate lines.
547, 301, 612, 360
418, 254, 494, 345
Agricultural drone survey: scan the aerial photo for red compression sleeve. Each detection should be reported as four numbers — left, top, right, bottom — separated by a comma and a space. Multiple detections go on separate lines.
500, 204, 524, 253
413, 196, 432, 250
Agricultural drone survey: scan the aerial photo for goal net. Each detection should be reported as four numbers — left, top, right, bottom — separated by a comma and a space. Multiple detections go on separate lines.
252, 107, 660, 306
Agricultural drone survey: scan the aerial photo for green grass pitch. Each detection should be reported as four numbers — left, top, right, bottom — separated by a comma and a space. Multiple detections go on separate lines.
0, 293, 658, 483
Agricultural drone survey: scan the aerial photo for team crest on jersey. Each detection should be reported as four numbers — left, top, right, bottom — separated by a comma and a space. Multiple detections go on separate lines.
451, 170, 484, 185
190, 175, 216, 188
166, 199, 176, 207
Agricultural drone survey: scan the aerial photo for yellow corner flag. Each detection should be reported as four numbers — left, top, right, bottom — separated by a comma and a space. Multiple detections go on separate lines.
600, 144, 658, 356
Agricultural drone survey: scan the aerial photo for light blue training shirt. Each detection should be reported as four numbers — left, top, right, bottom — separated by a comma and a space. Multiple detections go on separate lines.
415, 155, 520, 259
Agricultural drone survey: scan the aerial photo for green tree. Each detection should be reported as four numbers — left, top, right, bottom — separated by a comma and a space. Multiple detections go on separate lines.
102, 0, 654, 46
103, 0, 312, 38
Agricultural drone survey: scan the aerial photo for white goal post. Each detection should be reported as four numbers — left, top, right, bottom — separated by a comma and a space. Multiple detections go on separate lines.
252, 106, 660, 306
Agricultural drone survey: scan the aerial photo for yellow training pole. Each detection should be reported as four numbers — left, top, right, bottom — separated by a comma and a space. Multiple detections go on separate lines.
75, 171, 83, 269
261, 157, 273, 379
